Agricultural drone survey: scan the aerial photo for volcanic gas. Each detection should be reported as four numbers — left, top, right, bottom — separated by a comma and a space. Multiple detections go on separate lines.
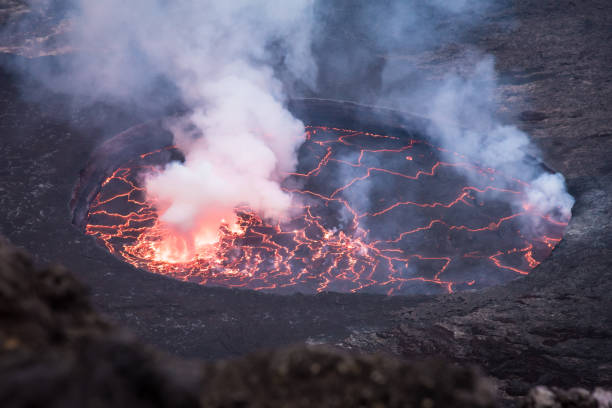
82, 125, 568, 295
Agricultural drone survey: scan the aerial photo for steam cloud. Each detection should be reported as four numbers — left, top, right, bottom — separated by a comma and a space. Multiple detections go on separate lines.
312, 1, 574, 224
37, 0, 318, 257
422, 57, 575, 220
6, 1, 574, 261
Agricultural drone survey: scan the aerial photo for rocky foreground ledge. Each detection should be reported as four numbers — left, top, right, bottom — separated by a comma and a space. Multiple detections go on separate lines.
0, 236, 609, 408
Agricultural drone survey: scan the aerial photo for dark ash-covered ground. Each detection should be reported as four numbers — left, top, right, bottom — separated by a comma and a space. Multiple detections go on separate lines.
0, 0, 611, 405
0, 237, 500, 407
3, 236, 611, 407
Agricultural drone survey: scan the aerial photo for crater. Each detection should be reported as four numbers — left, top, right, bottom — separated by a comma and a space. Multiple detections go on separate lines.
71, 100, 569, 295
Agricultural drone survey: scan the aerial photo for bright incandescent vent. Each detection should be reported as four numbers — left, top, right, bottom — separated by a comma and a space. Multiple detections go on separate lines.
83, 126, 568, 295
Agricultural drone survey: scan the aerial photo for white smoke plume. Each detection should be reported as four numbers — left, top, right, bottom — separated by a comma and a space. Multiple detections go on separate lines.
146, 77, 306, 247
312, 1, 574, 224
327, 1, 576, 222
8, 1, 574, 261
46, 0, 318, 257
423, 57, 574, 220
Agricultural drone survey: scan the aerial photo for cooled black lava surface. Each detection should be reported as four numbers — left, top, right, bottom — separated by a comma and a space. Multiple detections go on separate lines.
72, 114, 566, 296
0, 0, 610, 402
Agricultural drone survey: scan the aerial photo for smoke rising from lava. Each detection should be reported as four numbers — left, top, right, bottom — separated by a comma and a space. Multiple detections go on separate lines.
145, 78, 306, 259
26, 0, 318, 256
422, 57, 574, 221
313, 2, 574, 226
7, 1, 574, 286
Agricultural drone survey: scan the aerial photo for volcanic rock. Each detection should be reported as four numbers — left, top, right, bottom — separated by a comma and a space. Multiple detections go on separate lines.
0, 236, 201, 407
522, 386, 612, 408
0, 236, 499, 408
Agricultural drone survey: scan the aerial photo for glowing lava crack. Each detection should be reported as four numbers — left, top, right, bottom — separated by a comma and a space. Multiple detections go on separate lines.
84, 126, 568, 295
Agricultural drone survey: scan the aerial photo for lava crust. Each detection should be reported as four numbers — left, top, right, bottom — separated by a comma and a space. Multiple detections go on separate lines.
77, 124, 567, 295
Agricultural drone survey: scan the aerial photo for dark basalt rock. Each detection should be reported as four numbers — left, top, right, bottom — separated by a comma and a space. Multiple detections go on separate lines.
0, 237, 498, 408
199, 347, 497, 408
0, 237, 202, 408
522, 386, 612, 408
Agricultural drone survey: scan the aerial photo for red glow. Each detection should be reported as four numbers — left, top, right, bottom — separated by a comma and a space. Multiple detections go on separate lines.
84, 126, 568, 295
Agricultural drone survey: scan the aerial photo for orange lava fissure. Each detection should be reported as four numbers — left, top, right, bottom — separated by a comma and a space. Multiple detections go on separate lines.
85, 126, 568, 295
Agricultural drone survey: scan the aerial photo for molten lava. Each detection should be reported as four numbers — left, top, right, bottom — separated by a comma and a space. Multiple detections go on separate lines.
85, 126, 568, 295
